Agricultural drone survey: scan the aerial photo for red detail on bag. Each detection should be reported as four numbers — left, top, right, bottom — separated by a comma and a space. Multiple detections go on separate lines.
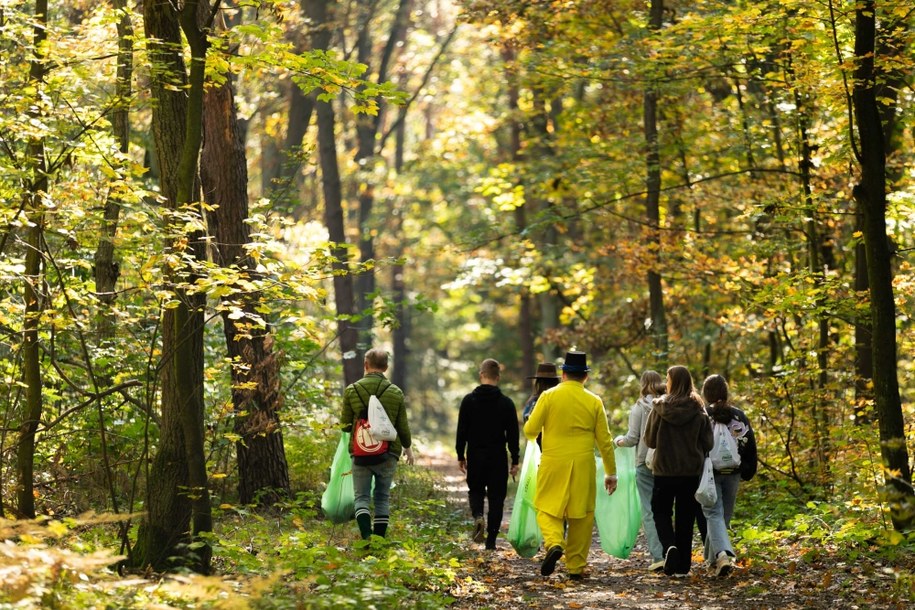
352, 418, 389, 456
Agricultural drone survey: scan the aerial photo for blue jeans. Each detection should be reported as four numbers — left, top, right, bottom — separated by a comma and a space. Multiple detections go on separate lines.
636, 464, 664, 562
700, 471, 740, 561
352, 455, 398, 518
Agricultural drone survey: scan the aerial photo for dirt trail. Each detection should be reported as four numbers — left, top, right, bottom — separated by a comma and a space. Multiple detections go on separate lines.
421, 445, 892, 610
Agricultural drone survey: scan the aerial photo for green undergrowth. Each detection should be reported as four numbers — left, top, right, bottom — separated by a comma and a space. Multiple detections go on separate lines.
729, 481, 915, 604
0, 465, 468, 609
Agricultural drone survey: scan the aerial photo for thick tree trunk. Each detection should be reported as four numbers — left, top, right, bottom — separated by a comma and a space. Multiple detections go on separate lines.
852, 2, 913, 530
644, 0, 669, 366
201, 67, 290, 507
133, 0, 212, 573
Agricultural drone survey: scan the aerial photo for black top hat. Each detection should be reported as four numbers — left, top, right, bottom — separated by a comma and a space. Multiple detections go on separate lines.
527, 362, 561, 379
561, 351, 590, 373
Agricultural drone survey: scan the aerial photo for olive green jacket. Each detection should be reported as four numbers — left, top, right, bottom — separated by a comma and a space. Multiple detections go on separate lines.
341, 372, 412, 457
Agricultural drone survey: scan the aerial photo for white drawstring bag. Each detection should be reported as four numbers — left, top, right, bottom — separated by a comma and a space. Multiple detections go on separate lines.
368, 395, 397, 441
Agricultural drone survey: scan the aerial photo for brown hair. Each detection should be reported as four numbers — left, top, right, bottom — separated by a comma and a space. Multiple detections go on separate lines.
701, 374, 729, 406
479, 358, 501, 380
364, 348, 389, 371
666, 365, 700, 402
640, 370, 665, 397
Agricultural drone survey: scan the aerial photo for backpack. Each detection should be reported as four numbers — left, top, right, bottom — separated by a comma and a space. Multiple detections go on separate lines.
709, 421, 741, 470
351, 381, 394, 457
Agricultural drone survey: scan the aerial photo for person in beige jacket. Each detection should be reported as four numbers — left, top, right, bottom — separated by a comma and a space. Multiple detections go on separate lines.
522, 351, 617, 580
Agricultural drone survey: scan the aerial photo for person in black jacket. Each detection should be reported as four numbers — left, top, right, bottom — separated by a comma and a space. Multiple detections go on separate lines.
695, 374, 758, 577
456, 358, 520, 550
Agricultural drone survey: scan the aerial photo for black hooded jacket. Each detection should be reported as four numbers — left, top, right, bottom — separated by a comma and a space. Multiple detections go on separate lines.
644, 394, 713, 477
455, 384, 520, 466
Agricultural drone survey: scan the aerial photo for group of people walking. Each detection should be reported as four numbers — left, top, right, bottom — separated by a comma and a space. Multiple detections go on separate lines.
455, 350, 757, 581
336, 346, 756, 582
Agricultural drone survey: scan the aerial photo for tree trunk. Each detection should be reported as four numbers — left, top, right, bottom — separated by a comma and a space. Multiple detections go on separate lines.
644, 0, 669, 366
852, 1, 913, 530
133, 0, 213, 573
93, 0, 132, 340
15, 0, 49, 521
353, 0, 414, 353
201, 57, 290, 507
305, 0, 361, 386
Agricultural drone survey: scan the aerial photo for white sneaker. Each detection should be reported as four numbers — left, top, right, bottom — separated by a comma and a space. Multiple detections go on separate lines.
649, 559, 665, 572
714, 551, 734, 577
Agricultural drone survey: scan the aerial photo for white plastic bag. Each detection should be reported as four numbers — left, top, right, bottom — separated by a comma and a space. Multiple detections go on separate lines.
695, 456, 717, 507
709, 421, 741, 470
368, 395, 397, 441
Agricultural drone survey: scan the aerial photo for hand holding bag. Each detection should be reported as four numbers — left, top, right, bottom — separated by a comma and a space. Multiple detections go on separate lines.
694, 455, 717, 507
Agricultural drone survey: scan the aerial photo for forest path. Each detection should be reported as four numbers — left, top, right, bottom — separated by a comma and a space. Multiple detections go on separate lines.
420, 444, 892, 610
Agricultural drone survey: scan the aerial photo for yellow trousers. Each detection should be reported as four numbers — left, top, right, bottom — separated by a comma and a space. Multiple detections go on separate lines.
536, 510, 595, 575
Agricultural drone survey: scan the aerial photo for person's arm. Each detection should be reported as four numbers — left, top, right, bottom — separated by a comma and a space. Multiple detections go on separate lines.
700, 414, 714, 454
644, 409, 659, 449
594, 398, 617, 491
522, 392, 547, 441
393, 388, 412, 451
340, 384, 355, 433
456, 397, 468, 473
615, 401, 642, 447
737, 409, 758, 481
505, 398, 520, 477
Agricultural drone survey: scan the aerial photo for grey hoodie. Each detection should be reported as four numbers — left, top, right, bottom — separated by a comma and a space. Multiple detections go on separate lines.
614, 395, 657, 466
644, 395, 713, 477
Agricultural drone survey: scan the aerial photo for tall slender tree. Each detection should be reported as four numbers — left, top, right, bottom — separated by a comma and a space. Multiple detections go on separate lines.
851, 0, 913, 530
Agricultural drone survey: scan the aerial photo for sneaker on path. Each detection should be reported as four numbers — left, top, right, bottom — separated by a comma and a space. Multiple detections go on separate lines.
715, 551, 734, 577
472, 517, 485, 543
649, 559, 665, 572
663, 546, 679, 576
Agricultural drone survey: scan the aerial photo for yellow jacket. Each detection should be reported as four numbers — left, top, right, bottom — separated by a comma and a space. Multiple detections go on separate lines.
522, 380, 616, 519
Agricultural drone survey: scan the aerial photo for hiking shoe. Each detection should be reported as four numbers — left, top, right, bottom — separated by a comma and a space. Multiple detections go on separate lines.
540, 545, 564, 576
672, 571, 690, 578
715, 551, 734, 577
649, 559, 665, 572
471, 517, 485, 543
663, 546, 679, 576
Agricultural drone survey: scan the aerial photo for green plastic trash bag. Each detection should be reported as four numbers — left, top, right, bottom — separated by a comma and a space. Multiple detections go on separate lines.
507, 441, 542, 558
321, 432, 355, 524
594, 446, 641, 558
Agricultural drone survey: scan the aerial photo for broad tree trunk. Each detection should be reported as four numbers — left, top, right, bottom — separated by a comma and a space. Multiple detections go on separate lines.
133, 0, 213, 573
644, 0, 669, 366
201, 58, 290, 507
852, 1, 913, 530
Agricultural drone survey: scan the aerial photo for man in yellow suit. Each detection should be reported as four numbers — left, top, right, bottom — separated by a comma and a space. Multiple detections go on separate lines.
522, 350, 617, 580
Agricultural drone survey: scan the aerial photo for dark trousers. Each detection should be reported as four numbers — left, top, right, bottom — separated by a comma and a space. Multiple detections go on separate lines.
651, 474, 701, 573
466, 451, 508, 535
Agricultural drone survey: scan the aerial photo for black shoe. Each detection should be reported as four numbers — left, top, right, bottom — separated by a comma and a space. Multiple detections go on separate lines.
540, 545, 563, 576
485, 532, 497, 550
663, 546, 679, 576
568, 572, 586, 581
